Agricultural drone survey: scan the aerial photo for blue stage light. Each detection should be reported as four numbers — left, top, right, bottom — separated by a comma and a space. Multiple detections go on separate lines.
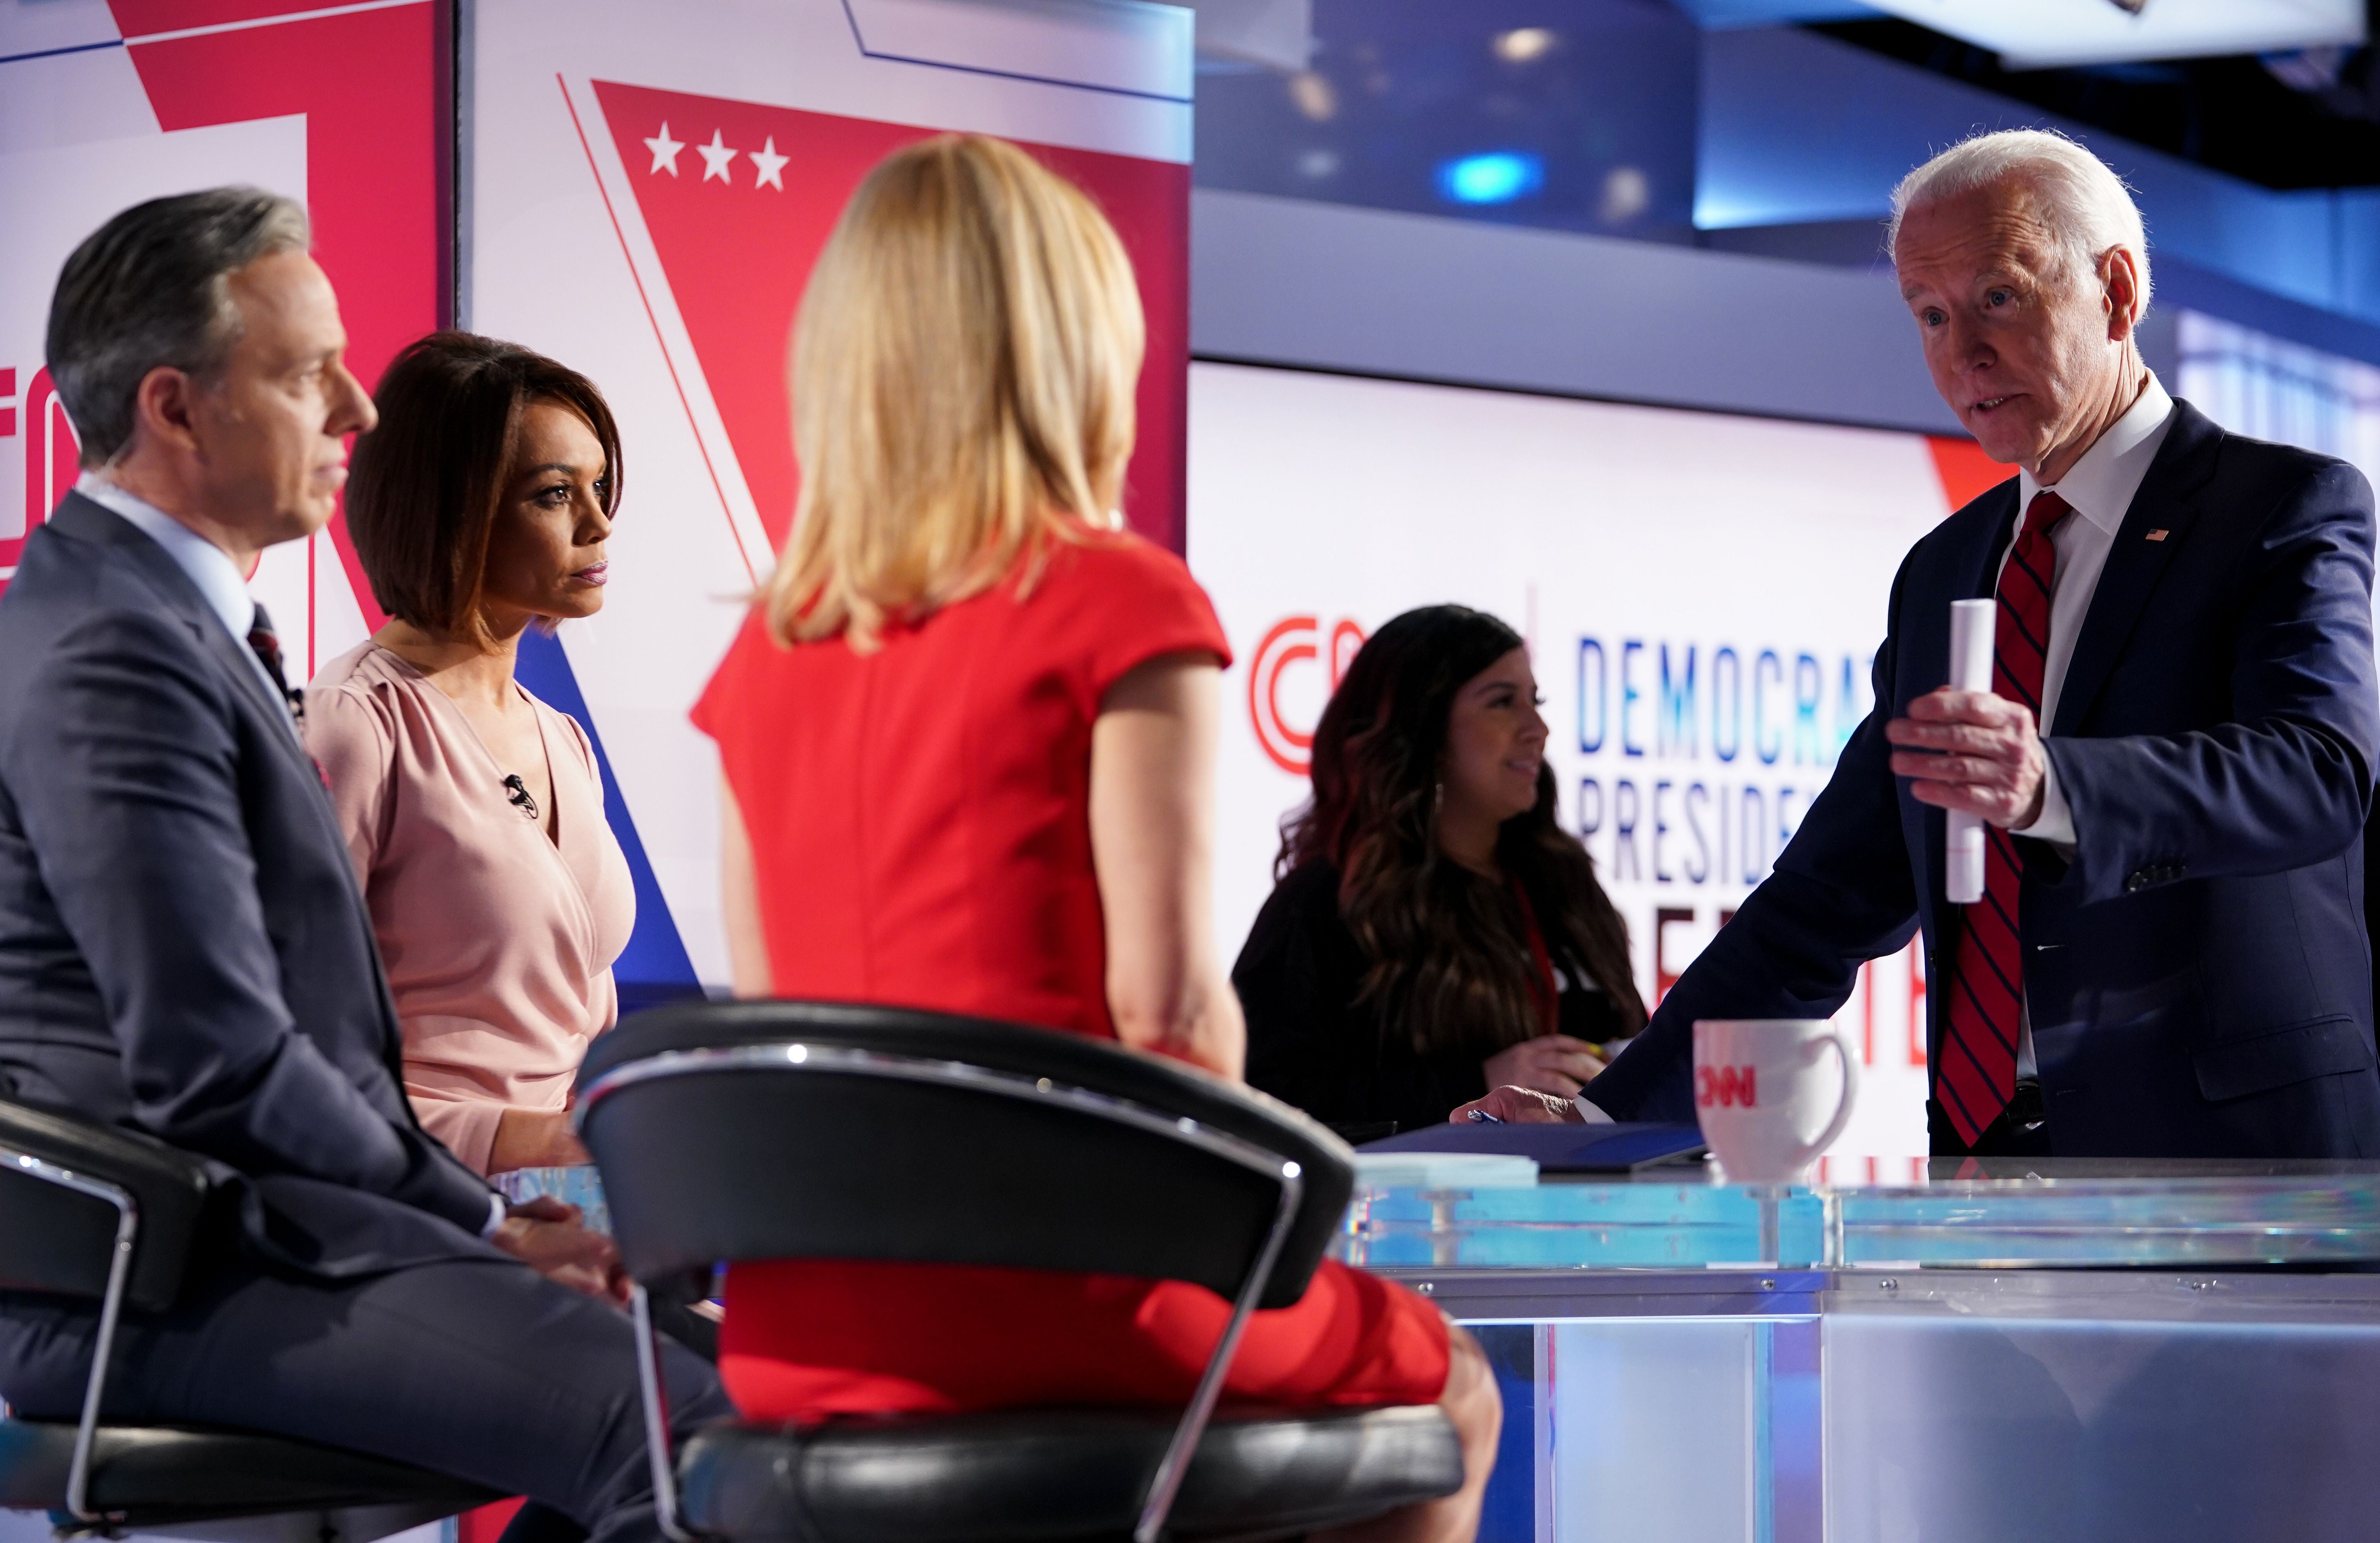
1439, 152, 1543, 205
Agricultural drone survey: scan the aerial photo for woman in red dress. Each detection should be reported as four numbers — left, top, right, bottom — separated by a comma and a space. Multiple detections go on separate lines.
690, 135, 1499, 1543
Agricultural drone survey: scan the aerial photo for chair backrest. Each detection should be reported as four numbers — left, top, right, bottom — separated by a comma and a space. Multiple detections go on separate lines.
575, 1002, 1356, 1310
0, 1098, 213, 1312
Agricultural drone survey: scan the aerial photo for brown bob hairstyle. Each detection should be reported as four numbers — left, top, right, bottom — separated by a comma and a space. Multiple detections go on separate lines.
346, 331, 622, 650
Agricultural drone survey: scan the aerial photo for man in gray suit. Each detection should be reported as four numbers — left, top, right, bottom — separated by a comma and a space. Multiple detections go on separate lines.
0, 188, 726, 1543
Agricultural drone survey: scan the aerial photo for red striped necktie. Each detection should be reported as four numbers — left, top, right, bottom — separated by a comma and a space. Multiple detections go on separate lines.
246, 603, 304, 721
1937, 490, 2071, 1147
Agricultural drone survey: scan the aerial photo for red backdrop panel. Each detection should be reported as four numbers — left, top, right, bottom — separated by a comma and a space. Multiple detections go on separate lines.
110, 0, 448, 627
1928, 435, 2016, 514
591, 81, 1190, 554
108, 0, 365, 32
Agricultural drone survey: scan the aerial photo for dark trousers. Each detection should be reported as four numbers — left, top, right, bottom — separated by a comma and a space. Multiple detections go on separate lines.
0, 1248, 730, 1543
1927, 1083, 2054, 1163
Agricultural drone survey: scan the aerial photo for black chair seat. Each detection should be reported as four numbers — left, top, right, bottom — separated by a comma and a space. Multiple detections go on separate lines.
0, 1417, 502, 1529
680, 1404, 1464, 1543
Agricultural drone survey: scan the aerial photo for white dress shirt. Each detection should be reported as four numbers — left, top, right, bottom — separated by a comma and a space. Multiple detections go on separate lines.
2000, 373, 2177, 1078
2005, 372, 2178, 848
76, 476, 507, 1236
1576, 374, 2181, 1119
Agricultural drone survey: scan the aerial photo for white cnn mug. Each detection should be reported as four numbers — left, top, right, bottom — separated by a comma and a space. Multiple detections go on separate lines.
1692, 1019, 1860, 1185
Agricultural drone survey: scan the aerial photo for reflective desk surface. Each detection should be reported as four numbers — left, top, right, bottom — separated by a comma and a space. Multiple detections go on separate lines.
1339, 1158, 2380, 1271
493, 1160, 2380, 1543
1341, 1162, 2380, 1543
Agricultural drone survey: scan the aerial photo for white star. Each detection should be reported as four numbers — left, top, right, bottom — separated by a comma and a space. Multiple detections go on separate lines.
750, 136, 788, 192
697, 130, 738, 184
644, 122, 683, 177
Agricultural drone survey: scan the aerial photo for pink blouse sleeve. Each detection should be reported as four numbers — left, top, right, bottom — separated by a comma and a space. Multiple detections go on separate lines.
301, 683, 397, 886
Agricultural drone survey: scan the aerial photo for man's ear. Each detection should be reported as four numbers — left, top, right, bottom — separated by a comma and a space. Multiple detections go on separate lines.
127, 365, 205, 460
2100, 246, 2143, 344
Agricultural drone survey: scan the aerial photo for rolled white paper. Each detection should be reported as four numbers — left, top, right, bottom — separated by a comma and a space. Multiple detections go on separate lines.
1944, 599, 1997, 903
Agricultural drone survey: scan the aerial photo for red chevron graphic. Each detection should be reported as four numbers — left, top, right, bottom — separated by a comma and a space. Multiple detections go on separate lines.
593, 81, 1189, 555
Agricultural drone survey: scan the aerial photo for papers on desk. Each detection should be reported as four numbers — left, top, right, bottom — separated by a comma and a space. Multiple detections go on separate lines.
1351, 1151, 1541, 1189
1358, 1121, 1709, 1173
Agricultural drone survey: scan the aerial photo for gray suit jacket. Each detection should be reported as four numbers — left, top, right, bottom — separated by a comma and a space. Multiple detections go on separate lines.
0, 493, 498, 1274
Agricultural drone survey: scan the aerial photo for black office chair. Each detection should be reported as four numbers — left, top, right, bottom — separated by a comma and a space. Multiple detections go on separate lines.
0, 1097, 501, 1540
574, 1000, 1465, 1543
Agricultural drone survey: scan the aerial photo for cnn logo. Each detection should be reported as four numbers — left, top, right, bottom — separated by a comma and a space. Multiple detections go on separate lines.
1696, 1064, 1758, 1109
0, 367, 81, 595
1248, 615, 1366, 775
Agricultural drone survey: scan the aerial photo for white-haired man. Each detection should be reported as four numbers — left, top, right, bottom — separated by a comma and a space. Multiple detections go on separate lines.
1472, 129, 2380, 1159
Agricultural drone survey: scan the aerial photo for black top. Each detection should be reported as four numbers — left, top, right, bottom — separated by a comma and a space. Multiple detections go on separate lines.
1232, 860, 1627, 1140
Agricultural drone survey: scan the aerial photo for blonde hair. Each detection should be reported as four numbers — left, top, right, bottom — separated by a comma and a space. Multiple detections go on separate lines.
763, 134, 1145, 649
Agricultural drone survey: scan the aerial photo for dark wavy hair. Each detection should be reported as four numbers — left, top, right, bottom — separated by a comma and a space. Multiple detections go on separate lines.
1278, 605, 1646, 1057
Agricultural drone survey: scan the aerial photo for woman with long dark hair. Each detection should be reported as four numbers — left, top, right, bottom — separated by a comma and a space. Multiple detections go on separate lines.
1234, 605, 1644, 1136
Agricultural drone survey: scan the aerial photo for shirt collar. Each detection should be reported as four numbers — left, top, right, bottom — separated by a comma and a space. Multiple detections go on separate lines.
2017, 372, 2178, 538
75, 473, 259, 644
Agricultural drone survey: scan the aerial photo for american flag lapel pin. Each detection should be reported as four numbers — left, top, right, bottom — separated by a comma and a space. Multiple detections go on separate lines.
2145, 529, 2169, 541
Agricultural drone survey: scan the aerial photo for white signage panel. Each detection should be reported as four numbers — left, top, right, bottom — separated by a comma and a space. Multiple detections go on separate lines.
1188, 361, 1992, 1164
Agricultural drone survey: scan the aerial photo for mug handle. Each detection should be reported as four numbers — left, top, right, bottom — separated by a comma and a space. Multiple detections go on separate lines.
1788, 1027, 1861, 1174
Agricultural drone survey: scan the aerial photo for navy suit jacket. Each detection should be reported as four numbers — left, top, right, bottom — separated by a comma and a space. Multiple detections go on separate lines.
1590, 401, 2380, 1157
0, 493, 499, 1273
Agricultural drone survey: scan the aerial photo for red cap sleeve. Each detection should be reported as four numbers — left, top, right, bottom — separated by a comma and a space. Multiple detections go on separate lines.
1064, 535, 1232, 713
691, 607, 774, 750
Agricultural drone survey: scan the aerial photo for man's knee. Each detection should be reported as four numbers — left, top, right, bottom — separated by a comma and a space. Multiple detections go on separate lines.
0, 1293, 100, 1419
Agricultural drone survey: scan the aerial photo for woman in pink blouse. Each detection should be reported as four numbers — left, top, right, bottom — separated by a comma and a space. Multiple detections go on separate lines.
306, 333, 635, 1177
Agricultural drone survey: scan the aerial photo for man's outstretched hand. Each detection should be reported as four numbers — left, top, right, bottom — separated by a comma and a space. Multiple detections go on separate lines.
491, 1194, 628, 1302
1449, 1086, 1585, 1125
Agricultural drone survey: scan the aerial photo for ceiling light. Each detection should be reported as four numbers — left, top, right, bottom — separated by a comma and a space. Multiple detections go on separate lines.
1855, 0, 2362, 69
1599, 166, 1652, 224
1493, 28, 1558, 63
1287, 70, 1337, 121
1439, 152, 1544, 205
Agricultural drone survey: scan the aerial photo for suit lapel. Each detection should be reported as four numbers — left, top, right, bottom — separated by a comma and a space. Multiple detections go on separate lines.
1964, 482, 2023, 604
1906, 483, 2019, 707
1913, 481, 2018, 914
2049, 400, 2224, 738
52, 495, 311, 766
195, 605, 306, 748
54, 496, 430, 1113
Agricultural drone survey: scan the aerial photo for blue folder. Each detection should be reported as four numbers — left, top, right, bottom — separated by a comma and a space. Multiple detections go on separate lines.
1356, 1121, 1707, 1174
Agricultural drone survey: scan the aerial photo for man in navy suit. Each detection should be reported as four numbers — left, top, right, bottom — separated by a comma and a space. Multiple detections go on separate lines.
0, 189, 727, 1538
1465, 129, 2380, 1158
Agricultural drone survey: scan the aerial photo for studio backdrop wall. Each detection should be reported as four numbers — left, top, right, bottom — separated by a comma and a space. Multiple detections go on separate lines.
1190, 361, 2009, 1164
460, 0, 1192, 992
2, 0, 453, 671
7, 0, 2027, 1163
2, 0, 1195, 1005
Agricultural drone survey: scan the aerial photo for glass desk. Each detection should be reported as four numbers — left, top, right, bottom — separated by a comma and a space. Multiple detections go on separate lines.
1344, 1161, 2380, 1543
